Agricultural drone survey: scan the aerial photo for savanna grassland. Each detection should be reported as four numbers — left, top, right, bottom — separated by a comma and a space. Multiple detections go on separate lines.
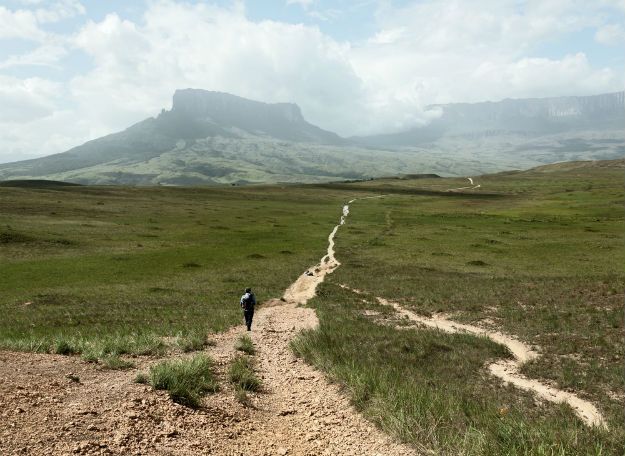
293, 160, 625, 455
1, 159, 623, 455
0, 183, 345, 359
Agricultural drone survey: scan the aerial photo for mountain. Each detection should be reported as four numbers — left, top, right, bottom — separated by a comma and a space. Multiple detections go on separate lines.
0, 90, 623, 185
354, 91, 625, 147
0, 90, 349, 184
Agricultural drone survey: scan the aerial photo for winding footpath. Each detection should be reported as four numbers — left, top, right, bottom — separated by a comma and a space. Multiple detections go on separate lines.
374, 296, 605, 428
447, 177, 481, 191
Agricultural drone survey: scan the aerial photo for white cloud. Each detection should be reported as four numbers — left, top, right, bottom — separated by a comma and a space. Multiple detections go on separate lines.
68, 2, 365, 137
473, 53, 618, 99
286, 0, 316, 8
0, 43, 67, 68
0, 0, 623, 163
0, 75, 61, 122
348, 0, 623, 133
0, 109, 96, 162
595, 23, 625, 45
33, 0, 85, 24
0, 1, 84, 40
0, 6, 45, 40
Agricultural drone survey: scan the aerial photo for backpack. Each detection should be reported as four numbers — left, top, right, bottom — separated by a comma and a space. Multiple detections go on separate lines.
241, 293, 255, 311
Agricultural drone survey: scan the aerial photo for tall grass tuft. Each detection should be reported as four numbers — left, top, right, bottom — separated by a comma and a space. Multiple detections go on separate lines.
235, 334, 256, 355
228, 355, 261, 392
175, 331, 212, 353
148, 354, 219, 407
100, 355, 135, 370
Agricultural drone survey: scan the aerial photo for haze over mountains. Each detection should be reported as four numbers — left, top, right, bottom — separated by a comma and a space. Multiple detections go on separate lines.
355, 91, 625, 146
0, 89, 623, 185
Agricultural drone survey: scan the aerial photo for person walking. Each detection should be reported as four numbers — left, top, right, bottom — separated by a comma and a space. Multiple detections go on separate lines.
240, 287, 256, 331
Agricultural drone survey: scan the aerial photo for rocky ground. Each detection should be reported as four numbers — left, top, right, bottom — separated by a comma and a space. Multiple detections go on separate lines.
0, 297, 416, 455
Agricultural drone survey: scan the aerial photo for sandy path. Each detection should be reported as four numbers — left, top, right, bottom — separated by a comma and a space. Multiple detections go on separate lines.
339, 286, 605, 428
447, 177, 481, 191
1, 197, 416, 455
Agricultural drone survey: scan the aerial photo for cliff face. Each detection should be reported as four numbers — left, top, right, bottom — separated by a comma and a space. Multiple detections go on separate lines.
172, 89, 305, 125
356, 91, 625, 146
169, 89, 342, 144
437, 91, 624, 122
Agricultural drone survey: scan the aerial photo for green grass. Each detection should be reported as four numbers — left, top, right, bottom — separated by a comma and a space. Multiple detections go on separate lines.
148, 354, 219, 407
0, 184, 347, 355
293, 163, 624, 454
293, 283, 619, 455
175, 331, 213, 353
235, 334, 256, 355
228, 355, 261, 393
100, 355, 135, 370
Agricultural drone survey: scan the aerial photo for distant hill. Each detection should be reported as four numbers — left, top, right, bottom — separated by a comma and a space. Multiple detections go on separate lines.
530, 157, 625, 172
0, 90, 623, 185
0, 179, 81, 188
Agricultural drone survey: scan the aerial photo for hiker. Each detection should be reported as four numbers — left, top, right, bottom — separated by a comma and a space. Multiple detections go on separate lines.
240, 287, 256, 331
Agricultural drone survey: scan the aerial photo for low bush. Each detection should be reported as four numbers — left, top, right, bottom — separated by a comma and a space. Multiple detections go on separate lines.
100, 355, 135, 370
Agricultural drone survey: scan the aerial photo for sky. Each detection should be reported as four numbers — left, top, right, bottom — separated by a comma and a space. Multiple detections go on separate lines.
0, 0, 624, 164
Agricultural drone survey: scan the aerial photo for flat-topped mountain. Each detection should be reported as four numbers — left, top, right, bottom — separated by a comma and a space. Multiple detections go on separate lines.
169, 89, 343, 144
354, 91, 625, 147
0, 90, 345, 180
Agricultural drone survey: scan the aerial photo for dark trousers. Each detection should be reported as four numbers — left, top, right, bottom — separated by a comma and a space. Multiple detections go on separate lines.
244, 309, 254, 331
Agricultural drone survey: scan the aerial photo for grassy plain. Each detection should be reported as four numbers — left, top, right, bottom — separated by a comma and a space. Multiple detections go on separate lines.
1, 160, 623, 454
0, 183, 344, 357
294, 161, 624, 455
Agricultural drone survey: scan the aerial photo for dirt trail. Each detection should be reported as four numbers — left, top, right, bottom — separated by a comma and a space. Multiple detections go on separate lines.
340, 282, 605, 428
447, 177, 481, 191
1, 197, 415, 455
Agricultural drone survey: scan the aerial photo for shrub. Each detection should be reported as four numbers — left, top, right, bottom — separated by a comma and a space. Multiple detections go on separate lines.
175, 332, 211, 353
53, 338, 78, 355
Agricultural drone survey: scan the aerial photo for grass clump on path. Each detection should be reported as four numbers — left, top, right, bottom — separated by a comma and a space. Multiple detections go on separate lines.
148, 354, 219, 407
235, 334, 256, 355
100, 355, 135, 370
175, 331, 213, 353
229, 355, 261, 392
